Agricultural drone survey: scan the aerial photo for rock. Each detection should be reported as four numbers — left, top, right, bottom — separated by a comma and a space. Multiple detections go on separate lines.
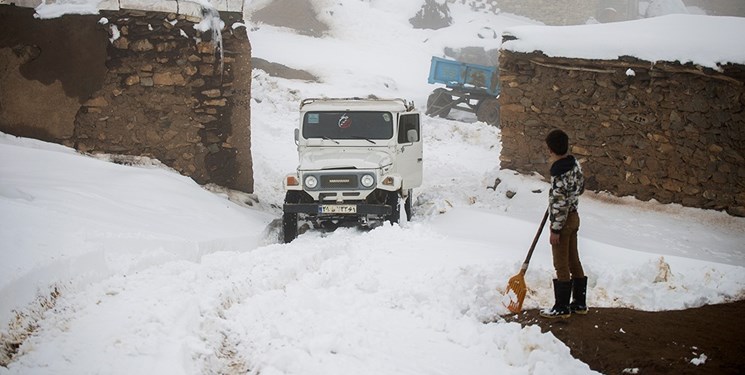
84, 96, 109, 107
709, 144, 723, 153
124, 74, 140, 86
184, 65, 198, 76
130, 39, 154, 52
409, 0, 452, 30
201, 89, 221, 98
197, 42, 215, 54
153, 72, 186, 86
113, 37, 129, 49
571, 145, 590, 156
728, 206, 745, 217
199, 64, 215, 76
191, 78, 205, 87
501, 104, 525, 113
204, 98, 227, 107
156, 41, 178, 52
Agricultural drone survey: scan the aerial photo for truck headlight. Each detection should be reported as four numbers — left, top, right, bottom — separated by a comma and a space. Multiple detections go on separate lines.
361, 174, 375, 188
304, 175, 318, 189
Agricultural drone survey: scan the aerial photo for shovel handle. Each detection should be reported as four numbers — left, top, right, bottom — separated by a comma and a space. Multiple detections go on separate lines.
522, 209, 549, 266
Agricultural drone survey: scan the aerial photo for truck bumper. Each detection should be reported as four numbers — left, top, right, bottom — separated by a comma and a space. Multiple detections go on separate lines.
283, 203, 392, 216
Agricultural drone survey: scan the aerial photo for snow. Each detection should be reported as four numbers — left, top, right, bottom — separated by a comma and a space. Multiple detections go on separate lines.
2, 1, 745, 374
690, 353, 708, 366
33, 1, 99, 19
502, 14, 745, 70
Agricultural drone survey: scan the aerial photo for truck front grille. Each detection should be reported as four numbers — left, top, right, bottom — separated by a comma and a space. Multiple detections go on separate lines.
321, 175, 358, 189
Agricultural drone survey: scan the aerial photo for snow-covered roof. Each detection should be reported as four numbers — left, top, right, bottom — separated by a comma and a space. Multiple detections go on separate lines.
300, 98, 412, 113
0, 0, 242, 19
502, 14, 745, 70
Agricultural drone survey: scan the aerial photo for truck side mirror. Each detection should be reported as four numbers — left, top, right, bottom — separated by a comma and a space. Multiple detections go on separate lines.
294, 128, 299, 145
407, 129, 418, 143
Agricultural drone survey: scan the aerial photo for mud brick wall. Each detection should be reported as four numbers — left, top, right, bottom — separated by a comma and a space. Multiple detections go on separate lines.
499, 50, 745, 217
0, 5, 253, 193
0, 6, 107, 142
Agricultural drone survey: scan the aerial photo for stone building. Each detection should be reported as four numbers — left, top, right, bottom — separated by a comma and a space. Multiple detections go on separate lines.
498, 21, 745, 217
0, 0, 254, 193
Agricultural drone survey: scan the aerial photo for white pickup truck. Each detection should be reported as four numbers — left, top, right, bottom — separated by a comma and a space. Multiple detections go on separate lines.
281, 97, 423, 243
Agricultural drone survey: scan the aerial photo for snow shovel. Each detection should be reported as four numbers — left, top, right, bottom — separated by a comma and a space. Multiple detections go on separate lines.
504, 209, 549, 314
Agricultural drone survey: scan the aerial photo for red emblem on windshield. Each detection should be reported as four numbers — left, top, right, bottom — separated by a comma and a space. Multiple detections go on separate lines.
338, 114, 352, 129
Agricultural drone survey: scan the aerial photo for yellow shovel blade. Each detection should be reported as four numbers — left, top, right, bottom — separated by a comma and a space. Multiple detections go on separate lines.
504, 271, 527, 314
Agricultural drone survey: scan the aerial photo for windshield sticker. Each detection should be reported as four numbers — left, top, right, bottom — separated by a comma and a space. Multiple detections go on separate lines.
307, 113, 319, 124
382, 113, 391, 122
338, 113, 352, 129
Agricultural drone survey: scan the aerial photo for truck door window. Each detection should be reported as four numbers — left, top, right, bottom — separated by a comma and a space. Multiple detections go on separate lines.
303, 111, 393, 140
398, 114, 420, 143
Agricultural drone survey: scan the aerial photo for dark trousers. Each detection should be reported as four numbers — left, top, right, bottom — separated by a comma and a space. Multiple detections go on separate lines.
551, 211, 584, 281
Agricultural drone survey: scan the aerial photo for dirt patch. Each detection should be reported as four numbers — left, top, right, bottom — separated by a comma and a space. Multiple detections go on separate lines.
252, 57, 318, 81
501, 300, 745, 374
249, 0, 328, 37
1, 287, 61, 367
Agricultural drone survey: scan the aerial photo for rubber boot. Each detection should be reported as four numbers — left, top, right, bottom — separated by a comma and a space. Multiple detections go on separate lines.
570, 276, 588, 314
540, 279, 572, 319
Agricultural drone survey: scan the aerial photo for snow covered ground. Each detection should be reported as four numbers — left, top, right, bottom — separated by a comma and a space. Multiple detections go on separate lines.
2, 1, 745, 374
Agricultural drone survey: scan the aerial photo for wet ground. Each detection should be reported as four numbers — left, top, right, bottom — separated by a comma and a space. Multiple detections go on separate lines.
502, 300, 745, 374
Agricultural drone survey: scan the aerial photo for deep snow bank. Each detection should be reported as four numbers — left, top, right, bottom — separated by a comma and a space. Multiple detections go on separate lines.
0, 133, 273, 326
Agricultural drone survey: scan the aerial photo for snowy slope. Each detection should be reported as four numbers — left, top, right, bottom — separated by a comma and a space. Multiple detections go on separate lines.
2, 1, 745, 374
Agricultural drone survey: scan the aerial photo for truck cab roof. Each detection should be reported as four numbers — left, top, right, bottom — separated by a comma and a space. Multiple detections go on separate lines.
300, 97, 414, 113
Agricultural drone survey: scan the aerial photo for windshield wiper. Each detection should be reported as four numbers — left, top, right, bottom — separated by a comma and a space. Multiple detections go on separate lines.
321, 136, 340, 144
350, 135, 377, 144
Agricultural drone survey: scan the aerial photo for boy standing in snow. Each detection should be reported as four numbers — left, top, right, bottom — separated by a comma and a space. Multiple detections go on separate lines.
540, 129, 588, 319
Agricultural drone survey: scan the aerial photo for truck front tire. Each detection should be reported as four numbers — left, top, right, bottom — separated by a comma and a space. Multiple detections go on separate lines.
386, 191, 401, 225
282, 191, 301, 243
404, 189, 413, 221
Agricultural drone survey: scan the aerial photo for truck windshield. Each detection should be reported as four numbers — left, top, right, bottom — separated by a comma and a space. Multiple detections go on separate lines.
303, 111, 394, 140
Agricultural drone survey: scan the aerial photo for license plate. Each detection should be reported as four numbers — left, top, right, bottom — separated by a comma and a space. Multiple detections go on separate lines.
319, 204, 357, 214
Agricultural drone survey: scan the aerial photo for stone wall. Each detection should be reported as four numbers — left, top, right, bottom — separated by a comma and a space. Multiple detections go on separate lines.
0, 5, 253, 193
499, 50, 745, 216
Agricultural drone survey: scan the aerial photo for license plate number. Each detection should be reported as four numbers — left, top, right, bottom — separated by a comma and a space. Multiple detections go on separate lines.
319, 204, 357, 214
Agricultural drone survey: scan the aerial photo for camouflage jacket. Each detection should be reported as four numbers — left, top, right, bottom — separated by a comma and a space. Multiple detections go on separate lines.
549, 155, 585, 233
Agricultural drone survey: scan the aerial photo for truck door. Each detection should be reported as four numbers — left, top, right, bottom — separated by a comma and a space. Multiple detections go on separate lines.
397, 113, 423, 189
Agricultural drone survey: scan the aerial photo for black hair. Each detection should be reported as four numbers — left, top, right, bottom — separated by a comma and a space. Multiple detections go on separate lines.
545, 129, 569, 155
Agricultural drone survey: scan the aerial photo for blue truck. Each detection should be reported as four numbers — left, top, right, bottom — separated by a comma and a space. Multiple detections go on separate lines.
425, 56, 501, 126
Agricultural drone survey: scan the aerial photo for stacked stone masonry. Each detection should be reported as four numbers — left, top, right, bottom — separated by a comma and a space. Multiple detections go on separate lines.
0, 6, 253, 193
499, 50, 745, 217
